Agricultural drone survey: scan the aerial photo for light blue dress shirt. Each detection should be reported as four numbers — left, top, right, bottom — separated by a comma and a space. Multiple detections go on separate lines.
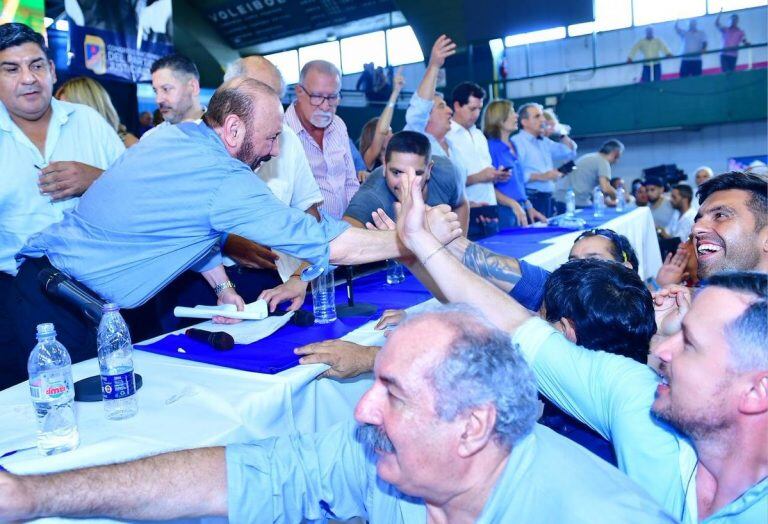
512, 317, 768, 524
0, 99, 124, 276
226, 420, 674, 523
403, 93, 450, 159
20, 121, 349, 308
511, 130, 577, 194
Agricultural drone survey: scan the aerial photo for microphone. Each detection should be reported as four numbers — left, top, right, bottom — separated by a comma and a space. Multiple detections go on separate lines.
38, 268, 104, 325
184, 328, 235, 350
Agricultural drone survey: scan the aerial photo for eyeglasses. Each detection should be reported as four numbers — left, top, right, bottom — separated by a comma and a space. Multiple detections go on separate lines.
298, 85, 341, 107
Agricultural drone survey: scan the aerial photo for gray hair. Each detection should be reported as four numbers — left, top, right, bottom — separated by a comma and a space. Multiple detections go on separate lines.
224, 56, 286, 98
202, 77, 278, 128
599, 139, 625, 156
299, 59, 341, 84
401, 304, 539, 450
518, 102, 543, 121
695, 166, 714, 178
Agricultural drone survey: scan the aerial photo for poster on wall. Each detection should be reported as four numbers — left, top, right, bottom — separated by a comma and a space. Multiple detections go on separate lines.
728, 155, 768, 172
0, 0, 45, 34
65, 0, 173, 83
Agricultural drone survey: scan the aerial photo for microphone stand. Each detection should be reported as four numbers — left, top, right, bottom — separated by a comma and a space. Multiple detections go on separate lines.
335, 265, 378, 318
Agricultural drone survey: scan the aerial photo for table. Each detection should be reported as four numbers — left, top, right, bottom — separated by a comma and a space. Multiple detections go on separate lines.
0, 206, 660, 521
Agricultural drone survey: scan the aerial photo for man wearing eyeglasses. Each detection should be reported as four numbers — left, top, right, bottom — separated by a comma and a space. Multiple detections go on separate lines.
285, 60, 359, 219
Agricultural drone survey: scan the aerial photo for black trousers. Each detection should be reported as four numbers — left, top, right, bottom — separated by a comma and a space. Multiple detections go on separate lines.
720, 54, 737, 72
1, 257, 98, 391
641, 63, 662, 82
679, 59, 702, 77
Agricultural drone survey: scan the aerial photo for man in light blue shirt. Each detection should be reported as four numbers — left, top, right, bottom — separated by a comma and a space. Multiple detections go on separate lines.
0, 306, 673, 523
511, 102, 576, 216
4, 78, 455, 388
396, 177, 768, 524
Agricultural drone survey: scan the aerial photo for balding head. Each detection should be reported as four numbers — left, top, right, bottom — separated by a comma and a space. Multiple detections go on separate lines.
203, 77, 283, 170
224, 56, 285, 97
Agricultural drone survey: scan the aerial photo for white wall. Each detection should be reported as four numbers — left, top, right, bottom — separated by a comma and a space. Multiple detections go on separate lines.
575, 120, 768, 186
502, 6, 767, 97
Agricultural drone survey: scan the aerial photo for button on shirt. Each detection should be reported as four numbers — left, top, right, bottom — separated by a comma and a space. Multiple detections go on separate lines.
512, 317, 768, 523
226, 420, 674, 523
512, 131, 577, 194
447, 120, 497, 204
20, 121, 348, 308
0, 98, 125, 276
284, 103, 359, 219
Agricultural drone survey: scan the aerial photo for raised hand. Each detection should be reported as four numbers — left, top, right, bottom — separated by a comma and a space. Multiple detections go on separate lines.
429, 34, 457, 69
394, 168, 428, 251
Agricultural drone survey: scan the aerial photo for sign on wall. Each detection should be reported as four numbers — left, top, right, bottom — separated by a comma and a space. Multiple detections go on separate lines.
200, 0, 395, 49
66, 0, 173, 83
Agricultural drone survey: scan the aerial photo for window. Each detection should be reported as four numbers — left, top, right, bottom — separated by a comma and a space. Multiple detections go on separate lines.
708, 0, 767, 12
568, 21, 596, 37
504, 27, 566, 47
298, 41, 341, 73
633, 0, 706, 26
595, 0, 632, 31
386, 26, 424, 66
265, 50, 300, 85
340, 31, 386, 74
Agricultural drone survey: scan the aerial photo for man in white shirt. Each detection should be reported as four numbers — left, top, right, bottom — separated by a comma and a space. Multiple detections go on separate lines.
664, 184, 696, 241
0, 23, 124, 389
446, 81, 508, 206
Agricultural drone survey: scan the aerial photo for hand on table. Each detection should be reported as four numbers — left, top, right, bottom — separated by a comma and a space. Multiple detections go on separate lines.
223, 235, 279, 270
294, 339, 378, 379
527, 206, 548, 224
38, 161, 103, 201
375, 309, 406, 333
508, 200, 528, 227
213, 287, 245, 324
259, 277, 307, 312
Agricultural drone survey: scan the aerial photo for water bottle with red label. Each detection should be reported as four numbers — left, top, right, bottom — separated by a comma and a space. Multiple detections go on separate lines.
28, 323, 79, 455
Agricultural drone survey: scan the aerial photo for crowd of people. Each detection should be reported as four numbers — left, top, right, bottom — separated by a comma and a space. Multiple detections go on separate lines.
0, 20, 766, 523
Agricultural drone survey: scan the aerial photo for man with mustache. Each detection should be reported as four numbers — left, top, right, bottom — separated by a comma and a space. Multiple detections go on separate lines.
285, 60, 359, 219
393, 169, 768, 522
0, 23, 124, 390
0, 306, 673, 523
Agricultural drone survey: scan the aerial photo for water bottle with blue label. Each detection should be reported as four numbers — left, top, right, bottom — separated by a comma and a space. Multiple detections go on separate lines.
592, 186, 605, 218
565, 188, 576, 217
28, 323, 79, 455
616, 186, 626, 212
97, 303, 138, 420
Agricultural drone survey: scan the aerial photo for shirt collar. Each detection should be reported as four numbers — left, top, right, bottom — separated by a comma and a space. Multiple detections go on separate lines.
0, 97, 73, 135
285, 102, 338, 137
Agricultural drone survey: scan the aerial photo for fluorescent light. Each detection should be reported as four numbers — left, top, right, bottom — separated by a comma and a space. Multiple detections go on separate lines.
54, 19, 69, 32
488, 38, 505, 55
44, 17, 54, 29
568, 21, 596, 37
386, 26, 424, 66
504, 27, 566, 47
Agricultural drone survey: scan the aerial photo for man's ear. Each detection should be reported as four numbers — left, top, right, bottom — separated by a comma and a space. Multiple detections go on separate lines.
220, 114, 244, 149
560, 317, 578, 343
739, 373, 768, 416
189, 77, 201, 96
49, 60, 57, 85
457, 404, 497, 458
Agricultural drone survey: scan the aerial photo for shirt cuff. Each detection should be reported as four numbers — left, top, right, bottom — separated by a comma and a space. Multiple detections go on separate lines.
512, 316, 560, 364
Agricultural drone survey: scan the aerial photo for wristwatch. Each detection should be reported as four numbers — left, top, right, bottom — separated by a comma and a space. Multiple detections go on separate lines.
214, 280, 236, 296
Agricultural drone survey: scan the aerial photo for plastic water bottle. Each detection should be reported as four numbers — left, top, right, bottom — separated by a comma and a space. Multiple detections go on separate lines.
386, 259, 405, 284
311, 270, 337, 324
592, 186, 605, 218
616, 186, 626, 213
97, 303, 138, 420
28, 323, 79, 455
565, 188, 576, 217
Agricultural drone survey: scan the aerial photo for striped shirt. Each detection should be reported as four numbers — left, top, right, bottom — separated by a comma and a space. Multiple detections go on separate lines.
285, 103, 359, 219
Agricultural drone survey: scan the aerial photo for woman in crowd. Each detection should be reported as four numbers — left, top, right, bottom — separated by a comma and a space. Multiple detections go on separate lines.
357, 67, 405, 175
483, 99, 547, 225
55, 76, 139, 148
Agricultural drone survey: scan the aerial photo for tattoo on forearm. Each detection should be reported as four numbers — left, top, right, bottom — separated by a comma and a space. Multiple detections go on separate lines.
463, 243, 522, 285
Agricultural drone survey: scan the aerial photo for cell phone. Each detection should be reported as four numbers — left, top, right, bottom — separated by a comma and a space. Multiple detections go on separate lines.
558, 160, 576, 175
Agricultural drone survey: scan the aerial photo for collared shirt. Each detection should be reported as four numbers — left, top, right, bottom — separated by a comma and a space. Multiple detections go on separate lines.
666, 206, 696, 240
628, 37, 673, 65
512, 317, 768, 523
226, 420, 674, 523
720, 26, 746, 57
284, 103, 359, 219
0, 98, 124, 276
447, 120, 496, 204
19, 121, 348, 308
511, 130, 577, 194
677, 28, 707, 57
403, 92, 452, 160
487, 137, 526, 202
